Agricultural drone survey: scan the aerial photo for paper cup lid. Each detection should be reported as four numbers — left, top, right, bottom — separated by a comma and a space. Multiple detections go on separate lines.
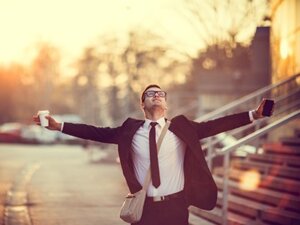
38, 110, 49, 114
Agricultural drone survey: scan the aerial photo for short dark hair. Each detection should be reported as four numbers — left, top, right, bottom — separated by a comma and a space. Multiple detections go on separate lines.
141, 84, 161, 102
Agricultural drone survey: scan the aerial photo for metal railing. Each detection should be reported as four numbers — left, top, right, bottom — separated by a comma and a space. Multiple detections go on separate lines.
196, 74, 300, 170
184, 73, 300, 224
219, 109, 300, 225
195, 73, 300, 122
204, 91, 300, 163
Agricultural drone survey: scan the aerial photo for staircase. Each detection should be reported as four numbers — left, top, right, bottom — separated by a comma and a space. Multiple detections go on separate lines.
186, 74, 300, 225
189, 128, 300, 225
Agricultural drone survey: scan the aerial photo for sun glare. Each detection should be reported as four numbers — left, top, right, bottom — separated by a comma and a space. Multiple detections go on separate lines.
0, 0, 182, 67
0, 0, 267, 78
239, 170, 261, 191
280, 39, 291, 59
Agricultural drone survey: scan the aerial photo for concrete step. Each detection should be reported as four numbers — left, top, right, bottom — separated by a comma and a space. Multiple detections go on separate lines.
216, 192, 300, 224
281, 137, 300, 146
262, 143, 300, 156
189, 206, 259, 225
191, 193, 300, 225
214, 176, 300, 213
248, 153, 300, 168
294, 129, 300, 138
231, 160, 300, 180
261, 208, 300, 225
214, 168, 300, 194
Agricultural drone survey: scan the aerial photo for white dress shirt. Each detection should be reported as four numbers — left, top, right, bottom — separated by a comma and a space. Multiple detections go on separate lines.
131, 117, 186, 197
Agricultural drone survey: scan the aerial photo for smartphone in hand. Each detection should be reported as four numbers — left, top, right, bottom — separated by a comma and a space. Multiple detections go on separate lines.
262, 99, 274, 117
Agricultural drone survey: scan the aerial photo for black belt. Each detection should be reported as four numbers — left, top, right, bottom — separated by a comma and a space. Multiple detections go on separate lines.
146, 191, 184, 202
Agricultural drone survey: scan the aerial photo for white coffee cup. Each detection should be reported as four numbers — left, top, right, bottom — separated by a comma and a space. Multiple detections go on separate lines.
38, 110, 50, 127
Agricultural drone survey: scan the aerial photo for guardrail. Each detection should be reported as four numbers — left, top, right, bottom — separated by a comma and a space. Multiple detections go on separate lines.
218, 109, 300, 225
199, 74, 300, 170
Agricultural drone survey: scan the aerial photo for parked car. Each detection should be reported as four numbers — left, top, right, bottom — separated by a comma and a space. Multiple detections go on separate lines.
21, 125, 58, 144
0, 114, 84, 145
0, 122, 23, 143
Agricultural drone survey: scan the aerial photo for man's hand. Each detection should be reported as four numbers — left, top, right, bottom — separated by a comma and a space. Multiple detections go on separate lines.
33, 114, 62, 131
252, 98, 274, 120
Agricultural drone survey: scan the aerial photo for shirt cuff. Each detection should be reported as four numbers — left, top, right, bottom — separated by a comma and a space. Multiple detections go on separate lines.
60, 122, 64, 132
249, 110, 255, 122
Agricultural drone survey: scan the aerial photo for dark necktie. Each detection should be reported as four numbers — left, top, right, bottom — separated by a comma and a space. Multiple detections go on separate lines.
149, 122, 160, 188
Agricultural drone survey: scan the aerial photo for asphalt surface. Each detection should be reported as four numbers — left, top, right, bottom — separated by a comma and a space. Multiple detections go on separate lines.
0, 144, 128, 225
0, 144, 212, 225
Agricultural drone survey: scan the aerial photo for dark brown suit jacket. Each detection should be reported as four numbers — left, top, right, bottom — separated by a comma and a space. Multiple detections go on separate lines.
62, 112, 251, 210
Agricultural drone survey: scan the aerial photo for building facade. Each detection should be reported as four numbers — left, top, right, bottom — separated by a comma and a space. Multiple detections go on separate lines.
271, 0, 300, 83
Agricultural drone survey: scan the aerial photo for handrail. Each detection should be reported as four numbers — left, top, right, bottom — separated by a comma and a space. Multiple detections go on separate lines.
219, 109, 300, 225
203, 88, 300, 162
203, 104, 300, 161
191, 73, 300, 225
218, 109, 300, 155
195, 73, 300, 122
202, 88, 300, 149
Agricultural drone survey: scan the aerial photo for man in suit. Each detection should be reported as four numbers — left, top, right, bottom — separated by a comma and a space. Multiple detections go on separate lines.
33, 84, 270, 225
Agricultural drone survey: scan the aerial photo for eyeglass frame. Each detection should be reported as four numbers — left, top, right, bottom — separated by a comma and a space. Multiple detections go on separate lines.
143, 90, 167, 100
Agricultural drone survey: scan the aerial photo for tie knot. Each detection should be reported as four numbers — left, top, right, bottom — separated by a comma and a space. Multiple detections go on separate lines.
150, 122, 158, 127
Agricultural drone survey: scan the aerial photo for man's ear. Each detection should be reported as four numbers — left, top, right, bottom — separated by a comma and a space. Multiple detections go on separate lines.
141, 102, 145, 109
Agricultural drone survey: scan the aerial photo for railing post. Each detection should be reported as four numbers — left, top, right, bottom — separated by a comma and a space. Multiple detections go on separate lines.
222, 152, 230, 225
207, 137, 213, 171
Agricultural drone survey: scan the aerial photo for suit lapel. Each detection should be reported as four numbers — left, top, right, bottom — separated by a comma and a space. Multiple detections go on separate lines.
120, 119, 145, 157
170, 116, 211, 173
127, 120, 144, 141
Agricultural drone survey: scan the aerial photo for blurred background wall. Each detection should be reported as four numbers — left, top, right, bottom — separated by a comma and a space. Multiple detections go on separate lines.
271, 0, 300, 83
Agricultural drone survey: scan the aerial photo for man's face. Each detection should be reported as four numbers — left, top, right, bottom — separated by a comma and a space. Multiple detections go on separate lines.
141, 87, 167, 112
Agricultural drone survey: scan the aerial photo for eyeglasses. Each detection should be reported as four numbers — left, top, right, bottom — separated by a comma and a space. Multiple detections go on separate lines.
144, 91, 167, 98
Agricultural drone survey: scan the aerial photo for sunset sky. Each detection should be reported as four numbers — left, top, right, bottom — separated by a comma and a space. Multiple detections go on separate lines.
0, 0, 267, 76
0, 0, 202, 69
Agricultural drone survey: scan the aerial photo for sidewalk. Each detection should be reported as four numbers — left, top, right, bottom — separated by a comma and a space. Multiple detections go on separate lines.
0, 144, 128, 225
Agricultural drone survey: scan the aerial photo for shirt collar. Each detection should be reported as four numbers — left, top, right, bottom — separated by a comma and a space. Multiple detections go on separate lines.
144, 117, 166, 129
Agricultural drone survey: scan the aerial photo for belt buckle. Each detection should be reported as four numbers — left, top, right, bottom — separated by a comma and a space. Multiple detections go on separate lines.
153, 195, 165, 202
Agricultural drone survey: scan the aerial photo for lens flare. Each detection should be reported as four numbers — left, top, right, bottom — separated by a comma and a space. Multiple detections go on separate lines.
239, 169, 261, 191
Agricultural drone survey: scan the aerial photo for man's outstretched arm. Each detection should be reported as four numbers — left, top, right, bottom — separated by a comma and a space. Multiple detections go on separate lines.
33, 113, 121, 144
191, 98, 274, 139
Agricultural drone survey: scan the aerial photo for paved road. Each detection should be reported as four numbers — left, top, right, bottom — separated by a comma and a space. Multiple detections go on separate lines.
0, 144, 128, 225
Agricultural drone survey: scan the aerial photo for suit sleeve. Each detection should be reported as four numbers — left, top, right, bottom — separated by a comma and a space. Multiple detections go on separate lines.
190, 111, 252, 139
62, 122, 122, 144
